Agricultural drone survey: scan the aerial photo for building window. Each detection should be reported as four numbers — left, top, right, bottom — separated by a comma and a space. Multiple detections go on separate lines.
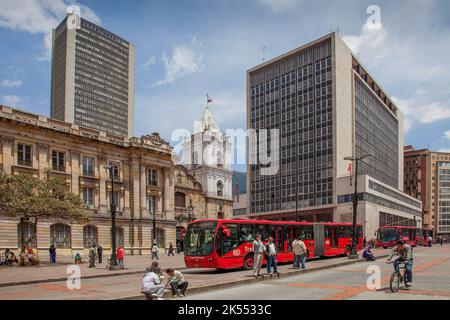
110, 191, 120, 208
108, 161, 120, 180
83, 225, 98, 248
111, 226, 124, 248
52, 151, 65, 172
175, 192, 186, 208
83, 188, 95, 206
50, 224, 71, 248
18, 220, 36, 248
82, 156, 95, 176
148, 195, 157, 213
148, 169, 158, 186
217, 181, 224, 197
17, 144, 32, 167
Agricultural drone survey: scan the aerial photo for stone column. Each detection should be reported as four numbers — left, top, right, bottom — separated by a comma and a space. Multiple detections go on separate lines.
140, 163, 148, 218
1, 136, 14, 174
123, 160, 131, 216
98, 156, 108, 210
70, 151, 80, 194
36, 143, 49, 179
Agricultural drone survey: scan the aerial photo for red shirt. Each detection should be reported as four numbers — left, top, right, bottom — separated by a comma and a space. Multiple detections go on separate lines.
116, 248, 125, 260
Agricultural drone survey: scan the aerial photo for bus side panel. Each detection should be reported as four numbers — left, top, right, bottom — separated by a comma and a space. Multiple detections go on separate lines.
313, 224, 325, 257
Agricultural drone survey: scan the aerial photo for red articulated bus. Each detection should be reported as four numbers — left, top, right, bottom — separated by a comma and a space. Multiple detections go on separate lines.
376, 226, 422, 248
183, 219, 363, 270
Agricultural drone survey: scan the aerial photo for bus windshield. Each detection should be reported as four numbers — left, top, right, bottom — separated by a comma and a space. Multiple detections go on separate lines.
378, 228, 399, 242
184, 221, 218, 256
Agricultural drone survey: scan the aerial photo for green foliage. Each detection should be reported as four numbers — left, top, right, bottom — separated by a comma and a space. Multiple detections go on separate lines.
0, 170, 89, 224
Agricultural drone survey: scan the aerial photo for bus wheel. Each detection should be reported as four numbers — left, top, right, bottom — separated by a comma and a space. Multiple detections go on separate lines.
243, 254, 254, 270
344, 245, 351, 256
383, 246, 388, 249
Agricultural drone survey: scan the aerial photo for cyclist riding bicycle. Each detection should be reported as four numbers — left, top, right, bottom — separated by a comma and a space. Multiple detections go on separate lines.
386, 240, 413, 288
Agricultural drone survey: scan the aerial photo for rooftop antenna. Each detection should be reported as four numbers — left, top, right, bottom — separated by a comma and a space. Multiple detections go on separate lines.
262, 46, 266, 62
336, 26, 340, 35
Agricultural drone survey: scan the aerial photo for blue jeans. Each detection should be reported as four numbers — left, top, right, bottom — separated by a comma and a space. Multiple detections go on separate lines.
293, 254, 306, 269
267, 255, 278, 273
50, 254, 56, 263
394, 258, 413, 283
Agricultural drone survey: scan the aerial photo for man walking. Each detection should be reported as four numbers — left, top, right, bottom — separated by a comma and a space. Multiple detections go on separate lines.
293, 235, 307, 269
252, 234, 264, 277
168, 242, 175, 256
151, 243, 159, 260
265, 236, 278, 275
88, 244, 97, 268
97, 245, 103, 264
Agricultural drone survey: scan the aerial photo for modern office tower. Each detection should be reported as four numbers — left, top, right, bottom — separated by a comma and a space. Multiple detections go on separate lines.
51, 13, 135, 137
404, 146, 450, 236
247, 33, 420, 236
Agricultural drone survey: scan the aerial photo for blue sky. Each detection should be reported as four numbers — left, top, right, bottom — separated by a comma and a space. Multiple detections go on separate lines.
1, 0, 450, 172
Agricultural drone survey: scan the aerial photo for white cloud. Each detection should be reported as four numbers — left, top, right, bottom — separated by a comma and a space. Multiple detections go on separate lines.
0, 95, 21, 107
152, 36, 205, 87
0, 79, 22, 88
142, 56, 156, 70
257, 0, 300, 12
0, 0, 100, 61
393, 97, 450, 128
342, 8, 450, 133
443, 130, 450, 141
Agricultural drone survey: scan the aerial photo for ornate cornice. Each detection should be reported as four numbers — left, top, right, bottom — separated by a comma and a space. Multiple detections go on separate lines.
36, 142, 49, 151
0, 135, 14, 146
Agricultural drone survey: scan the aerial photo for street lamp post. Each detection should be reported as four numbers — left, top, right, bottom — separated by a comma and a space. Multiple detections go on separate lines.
344, 153, 373, 259
106, 162, 119, 270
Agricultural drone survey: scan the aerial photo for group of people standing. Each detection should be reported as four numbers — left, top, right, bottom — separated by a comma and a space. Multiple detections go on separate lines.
252, 234, 308, 277
86, 244, 125, 269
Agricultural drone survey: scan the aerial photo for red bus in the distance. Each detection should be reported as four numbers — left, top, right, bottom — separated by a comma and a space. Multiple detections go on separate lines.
376, 226, 424, 248
183, 219, 363, 270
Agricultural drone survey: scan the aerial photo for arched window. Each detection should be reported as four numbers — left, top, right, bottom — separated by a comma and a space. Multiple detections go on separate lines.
175, 192, 186, 208
50, 223, 71, 248
217, 181, 224, 197
18, 221, 36, 248
111, 226, 124, 248
83, 225, 98, 248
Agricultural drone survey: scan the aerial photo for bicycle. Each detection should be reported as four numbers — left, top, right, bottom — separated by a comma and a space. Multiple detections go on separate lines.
386, 260, 409, 293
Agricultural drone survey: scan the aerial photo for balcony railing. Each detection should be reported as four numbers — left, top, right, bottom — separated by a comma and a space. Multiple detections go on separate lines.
83, 170, 95, 177
17, 159, 32, 167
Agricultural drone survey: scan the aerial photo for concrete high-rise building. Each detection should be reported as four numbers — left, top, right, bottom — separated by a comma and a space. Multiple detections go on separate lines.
404, 146, 450, 237
50, 13, 135, 137
247, 32, 421, 237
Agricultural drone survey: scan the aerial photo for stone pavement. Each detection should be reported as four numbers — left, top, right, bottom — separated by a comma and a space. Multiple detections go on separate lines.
181, 245, 450, 300
0, 247, 395, 299
0, 252, 185, 287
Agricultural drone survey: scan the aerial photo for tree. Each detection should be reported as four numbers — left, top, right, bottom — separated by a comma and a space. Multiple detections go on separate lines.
0, 170, 89, 253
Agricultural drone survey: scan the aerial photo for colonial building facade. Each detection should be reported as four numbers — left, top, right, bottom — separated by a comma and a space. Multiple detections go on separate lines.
0, 105, 175, 256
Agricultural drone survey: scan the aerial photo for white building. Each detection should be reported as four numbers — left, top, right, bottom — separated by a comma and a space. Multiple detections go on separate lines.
182, 104, 233, 209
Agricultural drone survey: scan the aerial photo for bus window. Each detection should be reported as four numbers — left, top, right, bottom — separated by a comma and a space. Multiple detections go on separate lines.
357, 226, 363, 238
255, 224, 265, 239
275, 226, 284, 252
222, 224, 239, 255
287, 226, 294, 251
266, 225, 275, 241
401, 228, 410, 238
299, 225, 313, 240
239, 224, 254, 243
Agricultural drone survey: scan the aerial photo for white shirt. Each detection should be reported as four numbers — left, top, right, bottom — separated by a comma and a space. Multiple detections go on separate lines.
267, 243, 276, 256
142, 272, 161, 291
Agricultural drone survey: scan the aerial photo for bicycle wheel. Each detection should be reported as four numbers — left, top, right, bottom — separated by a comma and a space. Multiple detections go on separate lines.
390, 272, 400, 292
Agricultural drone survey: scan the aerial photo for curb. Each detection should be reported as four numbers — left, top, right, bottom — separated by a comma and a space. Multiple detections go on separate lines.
113, 254, 390, 300
0, 266, 188, 288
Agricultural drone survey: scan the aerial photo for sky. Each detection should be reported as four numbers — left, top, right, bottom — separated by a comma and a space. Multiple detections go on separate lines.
1, 0, 450, 172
